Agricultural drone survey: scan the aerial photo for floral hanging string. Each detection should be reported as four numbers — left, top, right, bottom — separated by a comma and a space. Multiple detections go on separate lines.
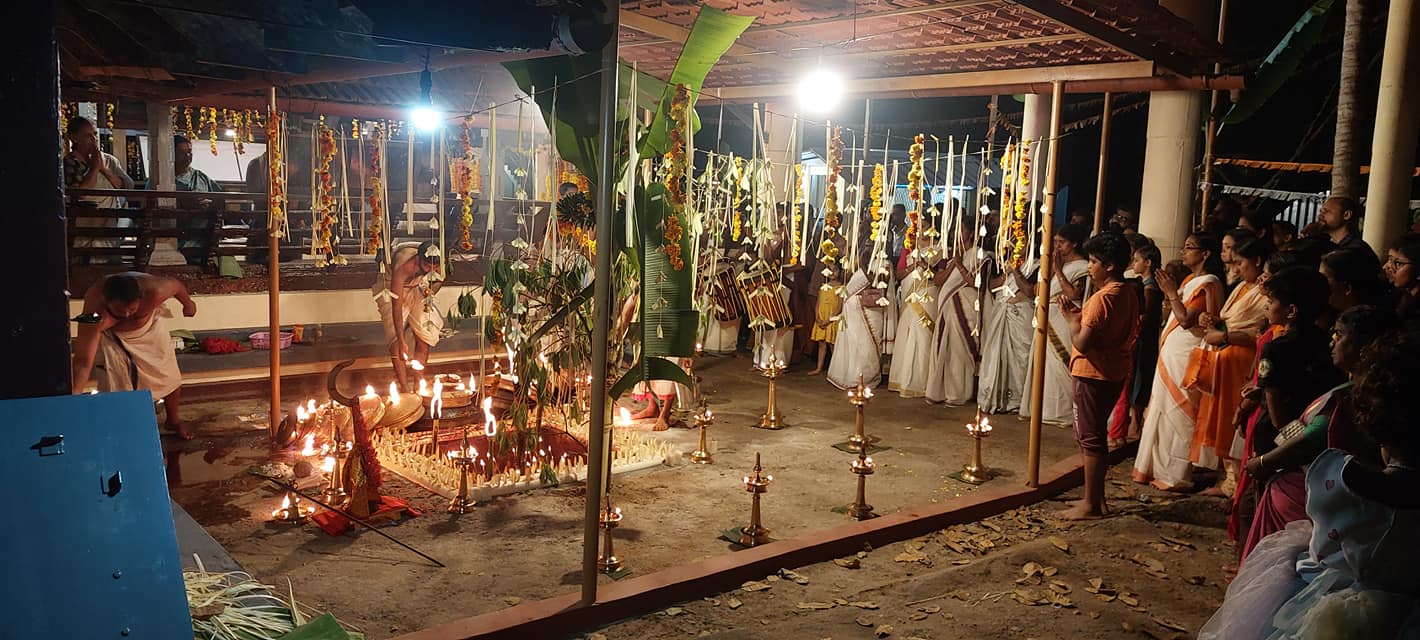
1012, 142, 1032, 269
456, 116, 476, 252
818, 127, 844, 265
904, 134, 926, 253
662, 83, 691, 271
313, 117, 344, 267
266, 111, 287, 239
791, 163, 805, 265
869, 163, 885, 242
731, 156, 745, 243
364, 122, 386, 255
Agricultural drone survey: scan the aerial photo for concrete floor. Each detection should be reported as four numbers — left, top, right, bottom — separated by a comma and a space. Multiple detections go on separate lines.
171, 354, 1083, 639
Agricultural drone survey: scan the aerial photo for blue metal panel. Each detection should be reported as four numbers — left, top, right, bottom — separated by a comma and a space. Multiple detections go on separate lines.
0, 392, 192, 640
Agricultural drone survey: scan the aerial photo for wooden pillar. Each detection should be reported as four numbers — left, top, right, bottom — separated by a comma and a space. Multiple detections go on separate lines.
582, 0, 620, 606
267, 88, 282, 441
0, 2, 69, 399
1198, 0, 1230, 231
1026, 80, 1065, 488
1092, 92, 1113, 235
1363, 0, 1420, 252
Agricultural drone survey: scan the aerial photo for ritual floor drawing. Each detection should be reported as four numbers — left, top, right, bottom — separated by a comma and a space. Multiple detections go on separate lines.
169, 356, 1090, 639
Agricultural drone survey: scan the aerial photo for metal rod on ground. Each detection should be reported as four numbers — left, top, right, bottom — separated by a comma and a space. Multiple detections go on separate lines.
1026, 80, 1064, 488
582, 0, 620, 606
267, 86, 282, 443
1092, 92, 1113, 236
262, 478, 445, 567
1198, 0, 1229, 231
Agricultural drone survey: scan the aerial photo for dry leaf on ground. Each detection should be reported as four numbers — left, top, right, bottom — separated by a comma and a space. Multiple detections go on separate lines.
848, 601, 880, 610
796, 602, 836, 610
727, 597, 743, 610
875, 624, 894, 638
834, 557, 861, 569
1049, 536, 1071, 553
855, 616, 875, 627
742, 581, 772, 592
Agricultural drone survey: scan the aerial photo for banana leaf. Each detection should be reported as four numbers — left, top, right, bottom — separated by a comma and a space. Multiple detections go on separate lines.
276, 613, 358, 640
639, 6, 755, 157
1222, 0, 1336, 127
609, 354, 695, 400
639, 182, 698, 357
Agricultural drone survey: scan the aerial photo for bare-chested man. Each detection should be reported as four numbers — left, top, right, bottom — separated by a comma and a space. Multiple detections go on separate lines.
72, 272, 197, 438
375, 241, 444, 391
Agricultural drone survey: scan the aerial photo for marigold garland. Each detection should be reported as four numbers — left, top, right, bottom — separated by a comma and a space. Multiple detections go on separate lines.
104, 102, 115, 130
907, 134, 925, 204
266, 111, 287, 238
823, 127, 844, 237
791, 163, 805, 265
313, 118, 343, 266
869, 163, 885, 242
456, 116, 476, 252
1011, 140, 1032, 269
662, 83, 692, 271
206, 107, 218, 156
732, 156, 745, 243
364, 123, 386, 255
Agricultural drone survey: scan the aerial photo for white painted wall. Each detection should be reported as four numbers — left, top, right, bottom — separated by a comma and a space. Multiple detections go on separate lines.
70, 286, 491, 336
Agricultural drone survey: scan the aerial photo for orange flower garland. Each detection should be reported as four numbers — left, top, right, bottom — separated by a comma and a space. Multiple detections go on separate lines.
663, 83, 691, 271
457, 116, 476, 252
869, 163, 885, 241
791, 163, 804, 265
364, 123, 386, 255
732, 156, 745, 243
206, 107, 218, 156
1012, 141, 1031, 269
313, 118, 343, 266
823, 127, 844, 235
907, 133, 925, 203
266, 111, 287, 238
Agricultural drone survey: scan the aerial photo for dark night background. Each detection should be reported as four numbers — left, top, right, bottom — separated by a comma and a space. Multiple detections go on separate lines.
696, 0, 1413, 219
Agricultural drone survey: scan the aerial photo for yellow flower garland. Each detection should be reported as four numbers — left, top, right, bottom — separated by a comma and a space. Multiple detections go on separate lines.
869, 163, 884, 242
663, 83, 691, 271
791, 163, 804, 265
313, 118, 343, 266
819, 127, 845, 265
1011, 142, 1032, 269
364, 123, 386, 255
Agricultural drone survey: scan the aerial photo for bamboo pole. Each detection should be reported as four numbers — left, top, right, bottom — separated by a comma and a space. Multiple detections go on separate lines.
1198, 0, 1229, 231
1026, 81, 1064, 488
1092, 92, 1113, 236
582, 0, 620, 605
267, 86, 281, 442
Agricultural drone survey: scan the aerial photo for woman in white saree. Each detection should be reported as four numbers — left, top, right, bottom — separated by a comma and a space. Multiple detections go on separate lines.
1020, 224, 1090, 426
1133, 231, 1225, 491
829, 267, 888, 390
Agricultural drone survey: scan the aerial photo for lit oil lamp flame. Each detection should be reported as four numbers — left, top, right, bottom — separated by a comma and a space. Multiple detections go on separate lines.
322, 456, 336, 473
418, 378, 429, 397
389, 381, 400, 404
300, 434, 316, 456
306, 399, 317, 414
482, 396, 496, 437
432, 378, 443, 418
616, 407, 632, 427
272, 494, 292, 517
409, 359, 424, 372
364, 384, 377, 399
296, 405, 308, 423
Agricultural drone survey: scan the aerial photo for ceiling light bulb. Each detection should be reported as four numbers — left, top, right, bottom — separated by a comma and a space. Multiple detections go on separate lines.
798, 68, 843, 114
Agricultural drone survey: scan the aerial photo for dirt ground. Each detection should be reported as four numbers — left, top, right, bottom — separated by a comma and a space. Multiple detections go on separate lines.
168, 355, 1232, 640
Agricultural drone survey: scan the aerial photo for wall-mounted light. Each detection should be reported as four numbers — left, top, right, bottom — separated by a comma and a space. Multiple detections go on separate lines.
411, 62, 441, 132
798, 68, 843, 115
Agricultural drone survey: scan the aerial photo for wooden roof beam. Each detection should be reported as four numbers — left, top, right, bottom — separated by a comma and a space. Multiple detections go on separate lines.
1011, 0, 1198, 75
709, 60, 1159, 100
718, 33, 1094, 67
741, 0, 996, 34
620, 11, 759, 57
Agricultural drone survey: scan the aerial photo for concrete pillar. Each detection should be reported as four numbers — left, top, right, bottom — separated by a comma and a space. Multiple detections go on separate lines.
1362, 0, 1420, 252
146, 102, 186, 266
1137, 0, 1212, 259
0, 2, 69, 398
1021, 93, 1052, 202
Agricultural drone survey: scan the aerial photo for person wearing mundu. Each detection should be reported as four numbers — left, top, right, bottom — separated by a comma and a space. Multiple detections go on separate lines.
71, 272, 197, 439
377, 241, 444, 391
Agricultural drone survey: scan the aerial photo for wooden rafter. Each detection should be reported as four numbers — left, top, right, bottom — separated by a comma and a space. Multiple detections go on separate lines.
717, 33, 1094, 66
710, 60, 1156, 100
1011, 0, 1197, 74
740, 0, 996, 34
620, 11, 760, 57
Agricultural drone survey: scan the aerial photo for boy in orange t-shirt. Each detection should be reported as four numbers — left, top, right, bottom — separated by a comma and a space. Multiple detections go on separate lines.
1058, 233, 1139, 520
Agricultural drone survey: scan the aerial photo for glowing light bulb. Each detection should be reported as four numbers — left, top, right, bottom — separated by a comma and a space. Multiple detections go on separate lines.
410, 106, 440, 132
797, 68, 843, 114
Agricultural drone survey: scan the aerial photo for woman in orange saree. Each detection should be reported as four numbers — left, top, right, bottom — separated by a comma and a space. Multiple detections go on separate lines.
1191, 237, 1274, 497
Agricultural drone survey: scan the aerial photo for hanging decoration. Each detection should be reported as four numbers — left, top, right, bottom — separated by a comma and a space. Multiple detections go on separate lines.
205, 107, 218, 155
905, 134, 926, 253
104, 102, 115, 130
351, 119, 361, 140
824, 127, 843, 236
266, 111, 288, 239
455, 116, 477, 253
791, 163, 804, 265
731, 156, 745, 242
662, 83, 692, 271
365, 122, 387, 255
1011, 141, 1032, 269
313, 117, 344, 267
869, 163, 885, 242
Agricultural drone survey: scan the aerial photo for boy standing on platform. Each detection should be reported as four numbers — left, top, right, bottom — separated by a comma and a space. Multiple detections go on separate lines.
1058, 233, 1139, 520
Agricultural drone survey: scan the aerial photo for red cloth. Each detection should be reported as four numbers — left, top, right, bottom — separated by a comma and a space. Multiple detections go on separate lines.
1240, 470, 1308, 563
311, 495, 421, 536
1108, 369, 1132, 440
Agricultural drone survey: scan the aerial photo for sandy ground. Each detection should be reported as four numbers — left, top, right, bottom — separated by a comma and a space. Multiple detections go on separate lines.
168, 355, 1230, 639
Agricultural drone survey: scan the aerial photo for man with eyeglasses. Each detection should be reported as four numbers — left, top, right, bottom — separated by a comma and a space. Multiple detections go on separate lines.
1386, 233, 1420, 324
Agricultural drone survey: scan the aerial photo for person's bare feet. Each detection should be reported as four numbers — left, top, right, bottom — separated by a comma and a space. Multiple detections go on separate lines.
1151, 479, 1190, 493
805, 369, 823, 376
652, 418, 670, 432
1056, 499, 1107, 521
169, 422, 195, 440
1131, 470, 1151, 485
630, 402, 659, 420
1108, 438, 1125, 451
1199, 486, 1229, 498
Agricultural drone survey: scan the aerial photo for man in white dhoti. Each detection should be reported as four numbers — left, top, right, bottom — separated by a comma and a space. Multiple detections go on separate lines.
888, 249, 943, 398
927, 235, 993, 405
72, 272, 197, 438
375, 241, 444, 391
828, 259, 888, 390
